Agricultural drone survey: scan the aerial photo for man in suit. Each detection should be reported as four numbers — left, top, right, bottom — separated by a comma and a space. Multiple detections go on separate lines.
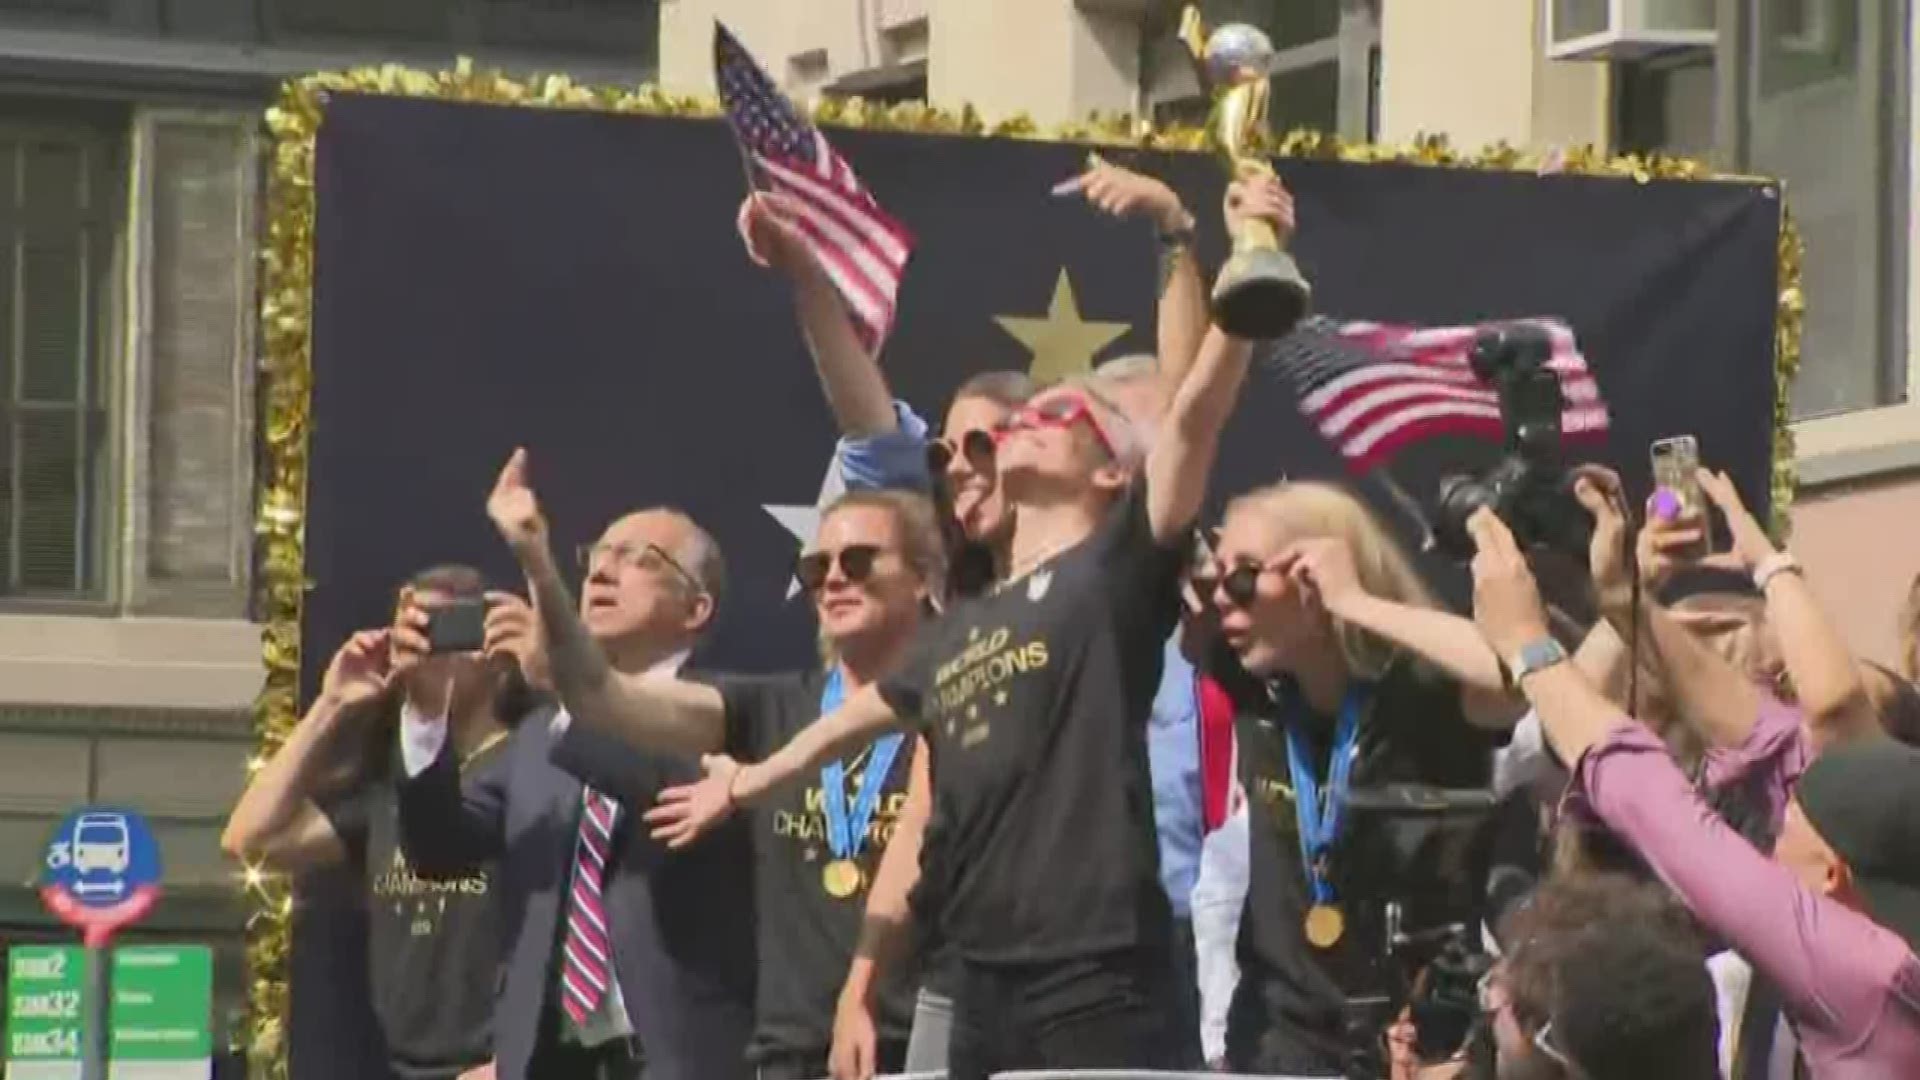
396, 492, 755, 1080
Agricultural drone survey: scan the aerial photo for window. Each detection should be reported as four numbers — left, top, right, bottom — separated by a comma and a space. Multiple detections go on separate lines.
1143, 0, 1380, 141
1612, 1, 1908, 420
0, 113, 120, 601
1746, 0, 1904, 418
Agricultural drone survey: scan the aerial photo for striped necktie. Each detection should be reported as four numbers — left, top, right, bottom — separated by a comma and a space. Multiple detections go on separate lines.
560, 787, 619, 1024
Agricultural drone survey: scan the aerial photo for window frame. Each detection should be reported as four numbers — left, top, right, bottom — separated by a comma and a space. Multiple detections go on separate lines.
0, 103, 127, 613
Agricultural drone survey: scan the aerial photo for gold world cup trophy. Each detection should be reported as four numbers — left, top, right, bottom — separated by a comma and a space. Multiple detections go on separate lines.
1181, 4, 1312, 339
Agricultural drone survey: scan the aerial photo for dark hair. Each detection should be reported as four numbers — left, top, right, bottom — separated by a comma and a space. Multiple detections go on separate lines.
1500, 873, 1719, 1080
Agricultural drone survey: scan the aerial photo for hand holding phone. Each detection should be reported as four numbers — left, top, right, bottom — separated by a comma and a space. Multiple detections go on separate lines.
426, 596, 488, 654
1645, 435, 1711, 577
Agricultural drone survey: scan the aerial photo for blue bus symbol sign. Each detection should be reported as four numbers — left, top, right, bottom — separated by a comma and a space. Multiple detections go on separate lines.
39, 806, 163, 944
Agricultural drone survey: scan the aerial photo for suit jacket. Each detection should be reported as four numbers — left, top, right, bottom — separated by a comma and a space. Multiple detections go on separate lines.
397, 702, 756, 1080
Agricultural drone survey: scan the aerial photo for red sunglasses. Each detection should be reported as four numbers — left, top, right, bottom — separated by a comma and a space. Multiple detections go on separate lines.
996, 395, 1118, 459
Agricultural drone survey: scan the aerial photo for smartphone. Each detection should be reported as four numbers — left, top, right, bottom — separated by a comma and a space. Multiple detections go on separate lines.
1650, 435, 1710, 558
426, 596, 488, 654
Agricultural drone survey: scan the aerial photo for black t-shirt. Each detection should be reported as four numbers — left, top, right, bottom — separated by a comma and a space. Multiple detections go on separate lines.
319, 739, 507, 1080
711, 669, 918, 1060
1230, 656, 1500, 1074
877, 482, 1184, 964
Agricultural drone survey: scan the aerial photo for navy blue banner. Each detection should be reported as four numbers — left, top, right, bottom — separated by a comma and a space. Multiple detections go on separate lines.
290, 92, 1780, 1077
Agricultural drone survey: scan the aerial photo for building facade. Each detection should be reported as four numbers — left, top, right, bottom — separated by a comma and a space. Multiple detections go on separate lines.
661, 0, 1920, 668
0, 0, 658, 1056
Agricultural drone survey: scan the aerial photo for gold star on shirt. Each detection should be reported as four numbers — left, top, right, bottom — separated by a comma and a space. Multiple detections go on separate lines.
994, 269, 1131, 384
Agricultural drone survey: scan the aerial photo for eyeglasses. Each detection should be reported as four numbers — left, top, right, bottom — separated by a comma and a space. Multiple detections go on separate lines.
1212, 557, 1284, 608
926, 428, 996, 474
576, 540, 704, 594
796, 543, 885, 594
998, 394, 1117, 459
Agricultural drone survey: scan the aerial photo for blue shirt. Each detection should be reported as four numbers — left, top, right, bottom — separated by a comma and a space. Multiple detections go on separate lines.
1149, 636, 1204, 917
836, 401, 931, 494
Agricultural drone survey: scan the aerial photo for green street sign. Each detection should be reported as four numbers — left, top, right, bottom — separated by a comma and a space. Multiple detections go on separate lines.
108, 946, 210, 1078
5, 944, 84, 1080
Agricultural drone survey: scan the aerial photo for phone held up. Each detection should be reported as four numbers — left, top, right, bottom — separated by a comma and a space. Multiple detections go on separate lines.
426, 596, 488, 654
1649, 434, 1710, 560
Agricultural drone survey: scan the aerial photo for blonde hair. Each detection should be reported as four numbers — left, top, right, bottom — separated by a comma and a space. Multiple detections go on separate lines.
1224, 480, 1437, 679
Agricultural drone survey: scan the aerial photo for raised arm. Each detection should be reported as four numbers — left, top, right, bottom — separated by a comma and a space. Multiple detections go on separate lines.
485, 449, 728, 756
1696, 468, 1876, 750
1068, 158, 1208, 412
1145, 322, 1252, 543
1575, 470, 1761, 750
1143, 178, 1290, 543
1281, 536, 1522, 728
220, 630, 391, 872
740, 193, 899, 436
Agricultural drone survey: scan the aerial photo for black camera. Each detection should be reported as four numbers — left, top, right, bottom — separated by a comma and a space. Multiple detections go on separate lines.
1431, 324, 1591, 559
1334, 785, 1498, 1078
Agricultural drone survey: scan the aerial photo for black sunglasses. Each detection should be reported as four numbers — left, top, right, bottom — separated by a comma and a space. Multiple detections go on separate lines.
1215, 561, 1267, 608
926, 428, 997, 473
797, 544, 884, 594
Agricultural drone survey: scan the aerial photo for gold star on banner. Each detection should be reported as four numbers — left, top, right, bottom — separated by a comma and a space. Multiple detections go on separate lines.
994, 270, 1131, 384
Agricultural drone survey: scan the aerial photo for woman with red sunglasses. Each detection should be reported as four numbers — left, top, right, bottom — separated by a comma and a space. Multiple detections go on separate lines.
1202, 479, 1523, 1077
596, 173, 1290, 1079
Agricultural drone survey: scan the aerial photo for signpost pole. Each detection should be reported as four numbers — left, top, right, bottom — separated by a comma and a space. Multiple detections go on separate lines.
80, 942, 109, 1080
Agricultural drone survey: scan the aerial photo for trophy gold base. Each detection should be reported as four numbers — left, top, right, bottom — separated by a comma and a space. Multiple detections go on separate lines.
1212, 247, 1311, 340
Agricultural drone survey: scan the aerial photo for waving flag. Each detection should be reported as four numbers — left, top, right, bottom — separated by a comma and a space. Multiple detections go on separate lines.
1266, 315, 1610, 472
714, 22, 914, 353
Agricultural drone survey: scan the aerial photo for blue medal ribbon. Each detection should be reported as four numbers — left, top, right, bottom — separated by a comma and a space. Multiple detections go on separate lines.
818, 667, 905, 862
1281, 681, 1371, 905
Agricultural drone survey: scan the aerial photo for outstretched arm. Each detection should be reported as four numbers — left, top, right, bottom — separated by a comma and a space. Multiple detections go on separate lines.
486, 449, 728, 756
726, 684, 909, 807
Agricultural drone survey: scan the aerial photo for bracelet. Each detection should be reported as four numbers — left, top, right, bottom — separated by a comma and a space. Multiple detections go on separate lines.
1156, 209, 1196, 248
1753, 551, 1802, 591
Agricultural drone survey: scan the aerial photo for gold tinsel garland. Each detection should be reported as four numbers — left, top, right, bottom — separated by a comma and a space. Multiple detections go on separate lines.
249, 59, 1803, 1078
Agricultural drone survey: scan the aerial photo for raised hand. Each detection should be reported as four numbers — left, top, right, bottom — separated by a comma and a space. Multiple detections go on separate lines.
487, 448, 547, 553
1467, 508, 1552, 660
390, 588, 433, 687
319, 629, 395, 711
642, 754, 742, 849
1570, 465, 1634, 620
1695, 468, 1777, 572
1279, 537, 1362, 616
1061, 155, 1192, 234
1224, 173, 1296, 246
483, 591, 551, 691
736, 192, 819, 276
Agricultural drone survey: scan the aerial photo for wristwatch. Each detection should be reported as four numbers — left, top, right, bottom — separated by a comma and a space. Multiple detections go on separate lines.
1507, 637, 1570, 684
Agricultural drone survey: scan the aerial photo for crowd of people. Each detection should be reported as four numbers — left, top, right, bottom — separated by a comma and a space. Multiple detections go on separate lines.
222, 157, 1920, 1080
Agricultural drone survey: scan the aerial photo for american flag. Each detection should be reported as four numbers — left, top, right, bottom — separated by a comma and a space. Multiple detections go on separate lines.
715, 23, 914, 353
1267, 315, 1610, 472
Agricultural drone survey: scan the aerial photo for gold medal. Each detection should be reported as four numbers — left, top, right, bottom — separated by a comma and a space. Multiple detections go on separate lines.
822, 858, 863, 899
1304, 903, 1345, 949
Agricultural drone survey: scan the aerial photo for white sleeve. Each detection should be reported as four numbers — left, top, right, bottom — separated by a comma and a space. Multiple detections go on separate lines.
1492, 710, 1555, 800
1191, 793, 1250, 1064
399, 699, 450, 778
